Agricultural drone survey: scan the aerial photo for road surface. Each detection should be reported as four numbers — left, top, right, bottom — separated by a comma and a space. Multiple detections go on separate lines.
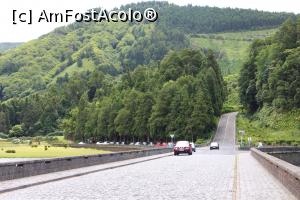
0, 112, 296, 200
212, 112, 237, 153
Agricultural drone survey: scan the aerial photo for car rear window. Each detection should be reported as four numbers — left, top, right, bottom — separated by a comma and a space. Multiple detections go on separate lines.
176, 141, 189, 146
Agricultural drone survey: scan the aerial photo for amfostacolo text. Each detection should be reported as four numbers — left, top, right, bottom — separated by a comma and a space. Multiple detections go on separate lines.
12, 8, 158, 25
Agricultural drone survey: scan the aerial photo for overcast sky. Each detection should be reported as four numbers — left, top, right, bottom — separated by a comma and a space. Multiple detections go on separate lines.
1, 0, 299, 42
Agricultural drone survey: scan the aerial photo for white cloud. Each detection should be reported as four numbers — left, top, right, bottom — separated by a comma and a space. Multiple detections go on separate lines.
0, 0, 299, 42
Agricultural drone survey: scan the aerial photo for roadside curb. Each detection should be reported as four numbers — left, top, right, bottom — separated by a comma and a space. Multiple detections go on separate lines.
0, 153, 172, 194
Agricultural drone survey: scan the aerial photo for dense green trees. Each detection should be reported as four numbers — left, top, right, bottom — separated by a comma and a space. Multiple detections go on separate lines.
239, 17, 300, 112
123, 2, 294, 34
0, 49, 225, 142
60, 49, 225, 142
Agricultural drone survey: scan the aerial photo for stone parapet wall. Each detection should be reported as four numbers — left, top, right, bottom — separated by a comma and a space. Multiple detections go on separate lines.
251, 148, 300, 199
0, 148, 172, 181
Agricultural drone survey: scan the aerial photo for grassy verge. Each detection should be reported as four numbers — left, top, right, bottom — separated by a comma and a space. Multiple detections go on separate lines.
0, 145, 110, 158
0, 138, 110, 158
236, 107, 300, 146
55, 136, 73, 144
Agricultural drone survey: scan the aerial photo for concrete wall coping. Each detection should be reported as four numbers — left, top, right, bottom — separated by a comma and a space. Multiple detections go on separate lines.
0, 148, 168, 167
258, 146, 300, 153
0, 152, 118, 167
251, 147, 300, 199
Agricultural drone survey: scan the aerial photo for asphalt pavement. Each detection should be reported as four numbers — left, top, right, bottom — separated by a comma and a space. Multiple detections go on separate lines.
212, 112, 237, 154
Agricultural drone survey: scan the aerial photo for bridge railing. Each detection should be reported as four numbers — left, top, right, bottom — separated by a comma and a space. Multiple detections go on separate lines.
251, 147, 300, 199
0, 147, 172, 181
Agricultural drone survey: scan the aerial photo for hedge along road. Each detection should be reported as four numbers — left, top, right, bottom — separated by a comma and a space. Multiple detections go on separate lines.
0, 112, 296, 200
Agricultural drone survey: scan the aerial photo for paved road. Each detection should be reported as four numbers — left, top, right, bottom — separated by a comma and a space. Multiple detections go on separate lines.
0, 152, 235, 200
212, 112, 237, 154
0, 112, 296, 200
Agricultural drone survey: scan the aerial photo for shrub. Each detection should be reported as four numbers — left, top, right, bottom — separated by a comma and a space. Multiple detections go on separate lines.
47, 131, 64, 137
12, 139, 21, 144
20, 136, 32, 140
5, 149, 16, 153
8, 124, 24, 137
272, 98, 287, 110
44, 146, 48, 151
31, 145, 38, 148
33, 136, 42, 144
0, 132, 8, 139
195, 138, 207, 144
44, 136, 59, 144
222, 105, 235, 113
292, 142, 299, 146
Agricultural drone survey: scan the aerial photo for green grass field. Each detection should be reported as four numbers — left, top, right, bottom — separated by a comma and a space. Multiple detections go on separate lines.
0, 138, 110, 158
0, 145, 110, 158
206, 28, 277, 40
190, 28, 277, 75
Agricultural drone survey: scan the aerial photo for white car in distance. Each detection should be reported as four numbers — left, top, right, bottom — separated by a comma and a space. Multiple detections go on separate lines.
210, 142, 219, 150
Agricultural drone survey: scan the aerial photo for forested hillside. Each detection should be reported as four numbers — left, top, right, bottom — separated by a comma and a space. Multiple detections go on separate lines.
62, 49, 225, 142
236, 17, 300, 145
0, 49, 225, 142
0, 2, 294, 100
0, 22, 188, 99
123, 2, 294, 33
0, 2, 296, 141
239, 17, 300, 113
